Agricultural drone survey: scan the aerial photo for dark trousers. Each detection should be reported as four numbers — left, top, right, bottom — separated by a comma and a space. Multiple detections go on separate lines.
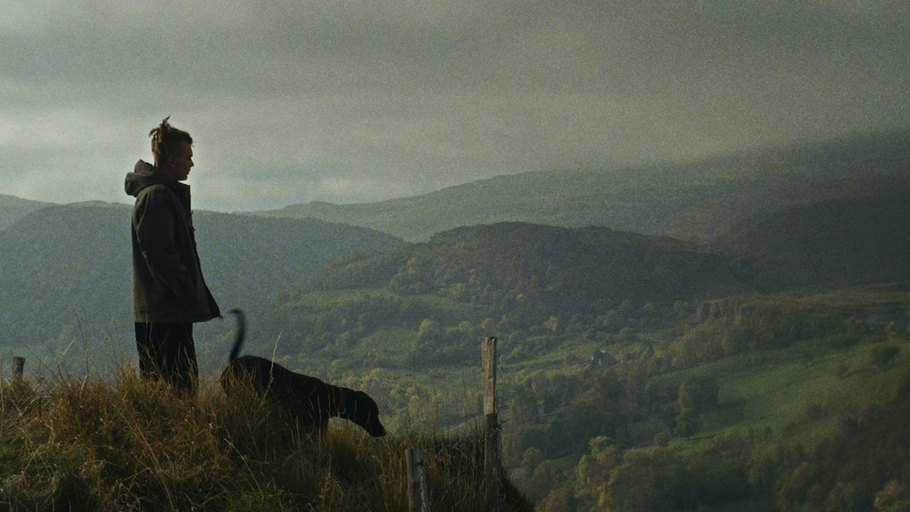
134, 322, 198, 396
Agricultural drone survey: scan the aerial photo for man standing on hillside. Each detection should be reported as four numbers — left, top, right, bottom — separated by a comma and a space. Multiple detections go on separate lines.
124, 117, 220, 396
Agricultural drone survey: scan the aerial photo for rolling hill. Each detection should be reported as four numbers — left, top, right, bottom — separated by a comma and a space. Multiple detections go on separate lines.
300, 222, 759, 310
251, 130, 910, 242
0, 202, 405, 370
4, 129, 910, 509
247, 222, 763, 367
0, 193, 51, 230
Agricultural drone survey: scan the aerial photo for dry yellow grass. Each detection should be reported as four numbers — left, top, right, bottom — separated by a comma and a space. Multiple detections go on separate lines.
0, 368, 531, 511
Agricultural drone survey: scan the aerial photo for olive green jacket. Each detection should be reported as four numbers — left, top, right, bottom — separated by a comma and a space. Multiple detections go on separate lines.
125, 160, 220, 323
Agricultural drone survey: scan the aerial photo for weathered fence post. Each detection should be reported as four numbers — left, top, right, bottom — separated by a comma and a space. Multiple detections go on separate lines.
407, 447, 430, 512
482, 336, 503, 509
12, 357, 25, 383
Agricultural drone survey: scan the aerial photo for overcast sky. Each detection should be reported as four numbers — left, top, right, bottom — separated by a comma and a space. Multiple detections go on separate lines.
2, 1, 909, 212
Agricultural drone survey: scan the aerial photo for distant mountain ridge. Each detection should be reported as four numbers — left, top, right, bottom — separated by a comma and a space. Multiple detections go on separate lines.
251, 130, 910, 242
0, 194, 52, 230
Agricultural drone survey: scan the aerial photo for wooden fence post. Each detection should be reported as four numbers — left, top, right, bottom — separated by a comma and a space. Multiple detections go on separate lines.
12, 357, 25, 383
482, 336, 503, 509
407, 447, 430, 512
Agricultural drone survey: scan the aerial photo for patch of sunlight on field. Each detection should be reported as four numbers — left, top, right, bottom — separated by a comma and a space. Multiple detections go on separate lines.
701, 337, 910, 446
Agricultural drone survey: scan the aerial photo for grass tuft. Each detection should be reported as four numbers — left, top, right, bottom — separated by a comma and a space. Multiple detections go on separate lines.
0, 367, 531, 511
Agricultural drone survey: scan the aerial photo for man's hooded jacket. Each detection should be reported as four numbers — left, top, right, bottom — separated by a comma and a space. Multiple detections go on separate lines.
125, 160, 220, 323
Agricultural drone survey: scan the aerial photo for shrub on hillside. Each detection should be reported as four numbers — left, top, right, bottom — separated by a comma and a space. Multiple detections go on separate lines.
873, 345, 900, 369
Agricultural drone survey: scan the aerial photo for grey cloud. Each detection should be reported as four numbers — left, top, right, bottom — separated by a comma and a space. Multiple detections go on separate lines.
1, 1, 909, 211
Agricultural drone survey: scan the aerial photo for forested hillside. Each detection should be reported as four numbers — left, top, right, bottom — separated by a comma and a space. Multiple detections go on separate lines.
230, 219, 910, 511
307, 222, 758, 309
716, 195, 910, 286
244, 222, 759, 366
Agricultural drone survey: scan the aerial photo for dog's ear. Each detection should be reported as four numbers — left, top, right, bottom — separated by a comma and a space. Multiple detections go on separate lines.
357, 391, 379, 410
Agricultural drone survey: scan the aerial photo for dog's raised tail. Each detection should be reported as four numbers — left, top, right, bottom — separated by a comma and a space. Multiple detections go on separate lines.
227, 308, 247, 362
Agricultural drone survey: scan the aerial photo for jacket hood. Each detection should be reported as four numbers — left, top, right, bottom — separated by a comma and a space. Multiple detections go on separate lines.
125, 160, 173, 198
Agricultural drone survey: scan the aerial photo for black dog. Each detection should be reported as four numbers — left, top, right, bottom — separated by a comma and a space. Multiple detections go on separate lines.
220, 309, 386, 438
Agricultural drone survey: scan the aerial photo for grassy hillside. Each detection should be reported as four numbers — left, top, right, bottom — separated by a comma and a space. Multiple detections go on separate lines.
252, 130, 910, 242
0, 203, 405, 371
0, 371, 532, 511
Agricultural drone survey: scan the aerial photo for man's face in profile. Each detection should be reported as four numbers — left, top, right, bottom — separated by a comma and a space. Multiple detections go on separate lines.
163, 141, 194, 181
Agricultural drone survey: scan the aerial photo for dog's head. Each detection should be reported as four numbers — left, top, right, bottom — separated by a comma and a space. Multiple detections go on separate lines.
341, 390, 387, 437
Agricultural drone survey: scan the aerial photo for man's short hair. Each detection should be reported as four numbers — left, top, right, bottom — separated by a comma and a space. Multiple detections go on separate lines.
149, 116, 192, 164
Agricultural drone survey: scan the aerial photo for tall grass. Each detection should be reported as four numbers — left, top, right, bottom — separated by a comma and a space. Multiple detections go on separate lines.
0, 367, 531, 511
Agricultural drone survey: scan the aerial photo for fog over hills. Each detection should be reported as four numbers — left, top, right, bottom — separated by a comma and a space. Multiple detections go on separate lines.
253, 130, 910, 242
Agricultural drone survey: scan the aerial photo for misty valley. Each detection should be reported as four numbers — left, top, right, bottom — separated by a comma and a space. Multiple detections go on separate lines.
2, 130, 910, 510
